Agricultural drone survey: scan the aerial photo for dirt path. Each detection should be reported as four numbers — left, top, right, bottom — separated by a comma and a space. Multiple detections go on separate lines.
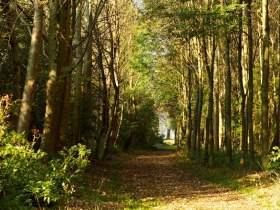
117, 150, 264, 210
83, 150, 280, 209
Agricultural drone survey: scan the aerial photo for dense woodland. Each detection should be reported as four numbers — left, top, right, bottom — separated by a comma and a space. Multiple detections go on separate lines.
1, 0, 280, 208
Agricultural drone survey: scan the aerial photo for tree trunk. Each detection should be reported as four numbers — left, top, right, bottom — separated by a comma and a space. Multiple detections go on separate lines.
214, 51, 220, 151
73, 3, 83, 145
17, 0, 43, 134
261, 0, 270, 168
275, 8, 280, 149
187, 67, 192, 156
191, 80, 199, 154
225, 34, 232, 166
205, 117, 209, 164
95, 37, 109, 159
82, 0, 93, 145
197, 83, 203, 161
238, 0, 247, 168
246, 0, 255, 166
55, 0, 73, 151
202, 35, 215, 166
41, 0, 58, 153
42, 0, 72, 152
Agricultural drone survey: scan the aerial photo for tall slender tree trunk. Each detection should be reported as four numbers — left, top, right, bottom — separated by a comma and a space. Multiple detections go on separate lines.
95, 42, 109, 159
180, 81, 187, 144
191, 78, 199, 154
102, 15, 120, 160
187, 66, 192, 156
214, 50, 220, 151
246, 0, 255, 166
261, 0, 270, 168
238, 0, 247, 168
202, 35, 215, 166
225, 34, 232, 166
191, 40, 202, 155
205, 117, 209, 163
184, 42, 193, 154
82, 0, 93, 145
41, 0, 58, 153
196, 43, 203, 160
56, 0, 73, 150
17, 0, 43, 134
275, 8, 280, 149
42, 0, 72, 152
180, 55, 187, 145
197, 81, 203, 161
73, 2, 83, 145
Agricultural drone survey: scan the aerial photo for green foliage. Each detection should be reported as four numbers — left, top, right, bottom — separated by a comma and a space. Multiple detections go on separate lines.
144, 0, 245, 40
268, 147, 280, 170
120, 97, 160, 148
119, 24, 161, 150
0, 96, 90, 207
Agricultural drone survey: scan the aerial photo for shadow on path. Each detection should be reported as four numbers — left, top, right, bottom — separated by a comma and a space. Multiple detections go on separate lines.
120, 151, 234, 200
88, 150, 265, 209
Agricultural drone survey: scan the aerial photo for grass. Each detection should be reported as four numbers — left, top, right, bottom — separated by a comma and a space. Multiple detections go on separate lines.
171, 152, 280, 209
172, 150, 278, 194
175, 159, 234, 190
153, 139, 176, 151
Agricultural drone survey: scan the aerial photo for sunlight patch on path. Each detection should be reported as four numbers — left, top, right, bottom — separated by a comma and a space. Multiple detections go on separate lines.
120, 151, 277, 210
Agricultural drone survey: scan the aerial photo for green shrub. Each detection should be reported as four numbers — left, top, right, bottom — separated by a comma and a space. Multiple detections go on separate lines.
0, 96, 91, 207
268, 146, 280, 170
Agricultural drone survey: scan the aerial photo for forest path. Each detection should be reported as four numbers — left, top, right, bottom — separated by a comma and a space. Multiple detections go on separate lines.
86, 151, 280, 210
117, 150, 261, 210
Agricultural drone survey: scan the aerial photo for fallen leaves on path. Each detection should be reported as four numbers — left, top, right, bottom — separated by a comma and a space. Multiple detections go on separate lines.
119, 151, 253, 210
65, 150, 280, 209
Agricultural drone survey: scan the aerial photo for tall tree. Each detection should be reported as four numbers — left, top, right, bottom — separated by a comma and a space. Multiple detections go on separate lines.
238, 0, 246, 168
17, 0, 43, 134
41, 0, 58, 153
261, 0, 269, 167
246, 0, 255, 166
72, 2, 83, 145
224, 24, 232, 166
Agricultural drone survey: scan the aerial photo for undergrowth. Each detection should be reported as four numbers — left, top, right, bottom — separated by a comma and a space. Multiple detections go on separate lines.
0, 96, 91, 209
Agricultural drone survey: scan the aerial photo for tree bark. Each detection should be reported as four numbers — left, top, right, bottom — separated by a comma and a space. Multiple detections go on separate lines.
225, 34, 232, 166
238, 0, 247, 168
246, 0, 255, 166
17, 0, 43, 134
82, 0, 93, 145
261, 0, 270, 168
41, 0, 58, 153
42, 0, 72, 152
187, 66, 192, 156
191, 78, 199, 154
73, 2, 83, 145
202, 35, 215, 166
